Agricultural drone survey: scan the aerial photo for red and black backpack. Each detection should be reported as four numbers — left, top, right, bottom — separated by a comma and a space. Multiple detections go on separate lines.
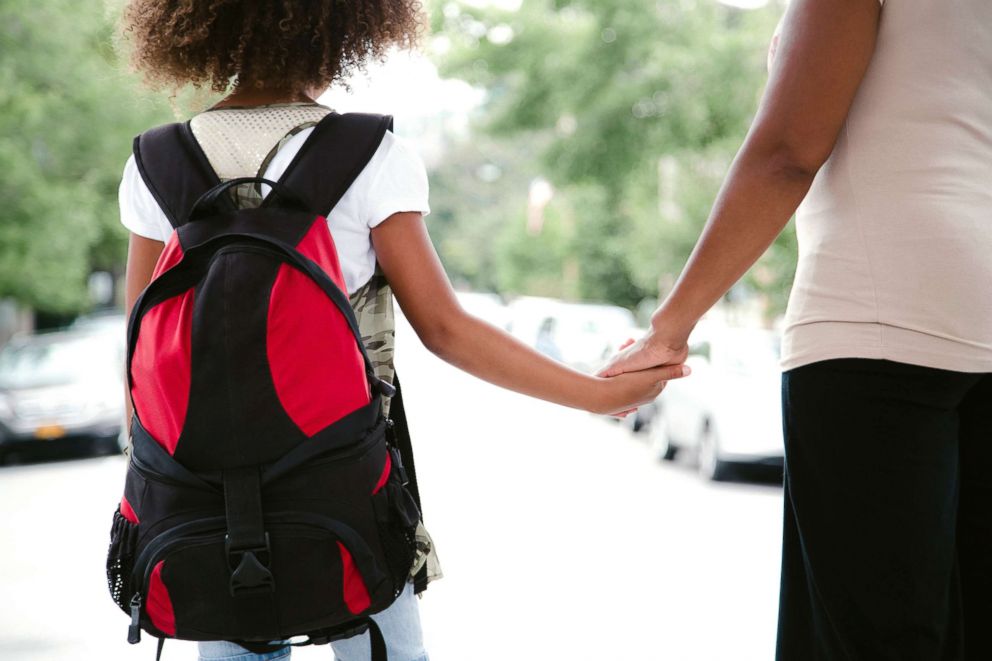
106, 113, 422, 660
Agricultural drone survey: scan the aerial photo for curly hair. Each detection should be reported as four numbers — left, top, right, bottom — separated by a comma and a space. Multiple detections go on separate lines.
121, 0, 423, 93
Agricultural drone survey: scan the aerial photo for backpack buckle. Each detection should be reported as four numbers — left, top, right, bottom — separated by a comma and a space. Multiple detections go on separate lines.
226, 533, 275, 597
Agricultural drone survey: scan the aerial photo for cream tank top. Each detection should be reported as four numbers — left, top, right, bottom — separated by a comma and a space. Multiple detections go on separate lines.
781, 0, 992, 373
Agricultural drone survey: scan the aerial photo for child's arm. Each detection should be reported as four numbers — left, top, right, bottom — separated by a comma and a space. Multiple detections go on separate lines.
372, 212, 688, 416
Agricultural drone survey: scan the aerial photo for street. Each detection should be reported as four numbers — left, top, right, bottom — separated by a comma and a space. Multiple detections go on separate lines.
0, 324, 784, 661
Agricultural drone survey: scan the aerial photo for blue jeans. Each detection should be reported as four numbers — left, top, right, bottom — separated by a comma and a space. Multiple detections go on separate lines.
197, 583, 428, 661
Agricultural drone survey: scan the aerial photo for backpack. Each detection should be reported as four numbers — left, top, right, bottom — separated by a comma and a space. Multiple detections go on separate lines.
106, 112, 423, 660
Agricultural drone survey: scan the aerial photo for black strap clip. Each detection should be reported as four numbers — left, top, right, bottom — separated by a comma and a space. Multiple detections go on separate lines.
373, 376, 396, 398
389, 445, 410, 486
226, 532, 275, 597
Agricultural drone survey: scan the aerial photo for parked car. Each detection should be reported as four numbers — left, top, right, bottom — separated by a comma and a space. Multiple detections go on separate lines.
0, 328, 125, 463
649, 327, 784, 480
507, 297, 638, 373
621, 398, 657, 434
69, 309, 127, 336
454, 291, 510, 329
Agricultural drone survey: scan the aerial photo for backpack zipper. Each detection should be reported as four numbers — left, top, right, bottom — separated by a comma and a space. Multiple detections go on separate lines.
128, 593, 143, 644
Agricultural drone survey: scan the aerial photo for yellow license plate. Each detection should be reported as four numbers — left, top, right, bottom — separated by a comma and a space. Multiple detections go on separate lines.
34, 424, 66, 440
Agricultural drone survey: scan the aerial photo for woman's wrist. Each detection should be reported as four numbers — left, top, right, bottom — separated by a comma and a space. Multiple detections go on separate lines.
649, 302, 695, 350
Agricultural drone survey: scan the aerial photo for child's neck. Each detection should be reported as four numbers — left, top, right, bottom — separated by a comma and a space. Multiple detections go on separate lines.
211, 87, 317, 110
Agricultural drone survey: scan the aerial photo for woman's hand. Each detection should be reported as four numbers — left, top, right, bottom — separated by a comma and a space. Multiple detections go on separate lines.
599, 325, 690, 378
584, 363, 690, 417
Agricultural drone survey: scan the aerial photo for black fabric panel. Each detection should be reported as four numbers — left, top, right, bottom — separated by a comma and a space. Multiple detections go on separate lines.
262, 406, 384, 484
132, 122, 221, 231
274, 113, 393, 223
176, 250, 304, 471
131, 419, 218, 492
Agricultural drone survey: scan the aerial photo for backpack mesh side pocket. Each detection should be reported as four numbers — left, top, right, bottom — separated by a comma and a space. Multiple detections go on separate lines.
106, 508, 139, 613
372, 461, 421, 595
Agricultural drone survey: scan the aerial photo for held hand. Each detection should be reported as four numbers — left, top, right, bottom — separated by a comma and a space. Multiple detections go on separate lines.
598, 327, 690, 378
586, 363, 689, 417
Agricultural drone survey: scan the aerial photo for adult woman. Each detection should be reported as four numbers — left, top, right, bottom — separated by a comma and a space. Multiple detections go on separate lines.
604, 0, 992, 658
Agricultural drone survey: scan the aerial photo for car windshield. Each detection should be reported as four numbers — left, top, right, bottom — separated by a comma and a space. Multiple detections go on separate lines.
0, 334, 120, 390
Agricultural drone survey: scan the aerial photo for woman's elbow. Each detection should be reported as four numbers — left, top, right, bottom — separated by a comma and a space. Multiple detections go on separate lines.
770, 143, 831, 182
742, 118, 838, 184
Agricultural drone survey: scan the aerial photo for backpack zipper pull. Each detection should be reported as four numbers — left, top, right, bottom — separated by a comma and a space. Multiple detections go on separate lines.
128, 593, 142, 644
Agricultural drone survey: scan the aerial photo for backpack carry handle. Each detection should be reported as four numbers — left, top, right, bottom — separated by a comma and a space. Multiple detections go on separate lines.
188, 177, 311, 223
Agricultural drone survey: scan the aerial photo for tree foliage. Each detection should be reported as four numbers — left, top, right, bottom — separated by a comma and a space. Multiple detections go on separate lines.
433, 0, 793, 315
0, 0, 170, 313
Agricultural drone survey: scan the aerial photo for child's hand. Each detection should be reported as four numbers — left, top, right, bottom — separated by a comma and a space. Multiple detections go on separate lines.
586, 363, 690, 417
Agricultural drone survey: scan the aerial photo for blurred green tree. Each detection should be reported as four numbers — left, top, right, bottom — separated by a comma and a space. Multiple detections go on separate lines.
0, 0, 169, 315
434, 0, 793, 316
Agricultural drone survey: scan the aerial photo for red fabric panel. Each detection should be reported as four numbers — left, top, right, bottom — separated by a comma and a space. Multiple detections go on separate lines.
130, 290, 194, 455
295, 217, 349, 294
120, 496, 139, 524
147, 560, 176, 636
152, 232, 184, 280
267, 264, 371, 437
372, 452, 392, 495
338, 542, 371, 615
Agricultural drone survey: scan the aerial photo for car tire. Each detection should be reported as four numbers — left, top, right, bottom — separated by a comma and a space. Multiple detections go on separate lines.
621, 410, 643, 433
649, 411, 677, 461
697, 424, 731, 481
95, 432, 124, 457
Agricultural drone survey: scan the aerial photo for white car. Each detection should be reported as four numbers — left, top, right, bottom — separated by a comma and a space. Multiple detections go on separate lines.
649, 327, 784, 480
507, 297, 637, 373
454, 291, 510, 329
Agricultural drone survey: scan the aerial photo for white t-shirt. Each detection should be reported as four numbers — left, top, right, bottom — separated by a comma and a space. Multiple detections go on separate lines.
781, 0, 992, 373
119, 111, 430, 295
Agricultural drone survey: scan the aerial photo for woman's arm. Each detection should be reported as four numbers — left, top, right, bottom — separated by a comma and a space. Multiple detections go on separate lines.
123, 233, 165, 430
602, 0, 882, 376
372, 213, 688, 415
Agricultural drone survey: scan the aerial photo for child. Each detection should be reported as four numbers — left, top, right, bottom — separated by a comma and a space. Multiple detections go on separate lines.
117, 2, 686, 659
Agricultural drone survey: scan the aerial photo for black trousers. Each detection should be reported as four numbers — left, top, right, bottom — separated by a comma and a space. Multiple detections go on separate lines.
777, 359, 992, 661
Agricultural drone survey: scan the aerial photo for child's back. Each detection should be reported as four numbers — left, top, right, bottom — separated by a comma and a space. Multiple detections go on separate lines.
116, 2, 684, 658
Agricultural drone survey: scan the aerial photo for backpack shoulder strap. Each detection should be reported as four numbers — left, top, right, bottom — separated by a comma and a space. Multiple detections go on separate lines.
132, 121, 221, 230
273, 112, 394, 216
133, 113, 392, 228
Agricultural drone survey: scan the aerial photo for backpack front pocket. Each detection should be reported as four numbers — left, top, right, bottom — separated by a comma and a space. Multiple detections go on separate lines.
130, 513, 390, 642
